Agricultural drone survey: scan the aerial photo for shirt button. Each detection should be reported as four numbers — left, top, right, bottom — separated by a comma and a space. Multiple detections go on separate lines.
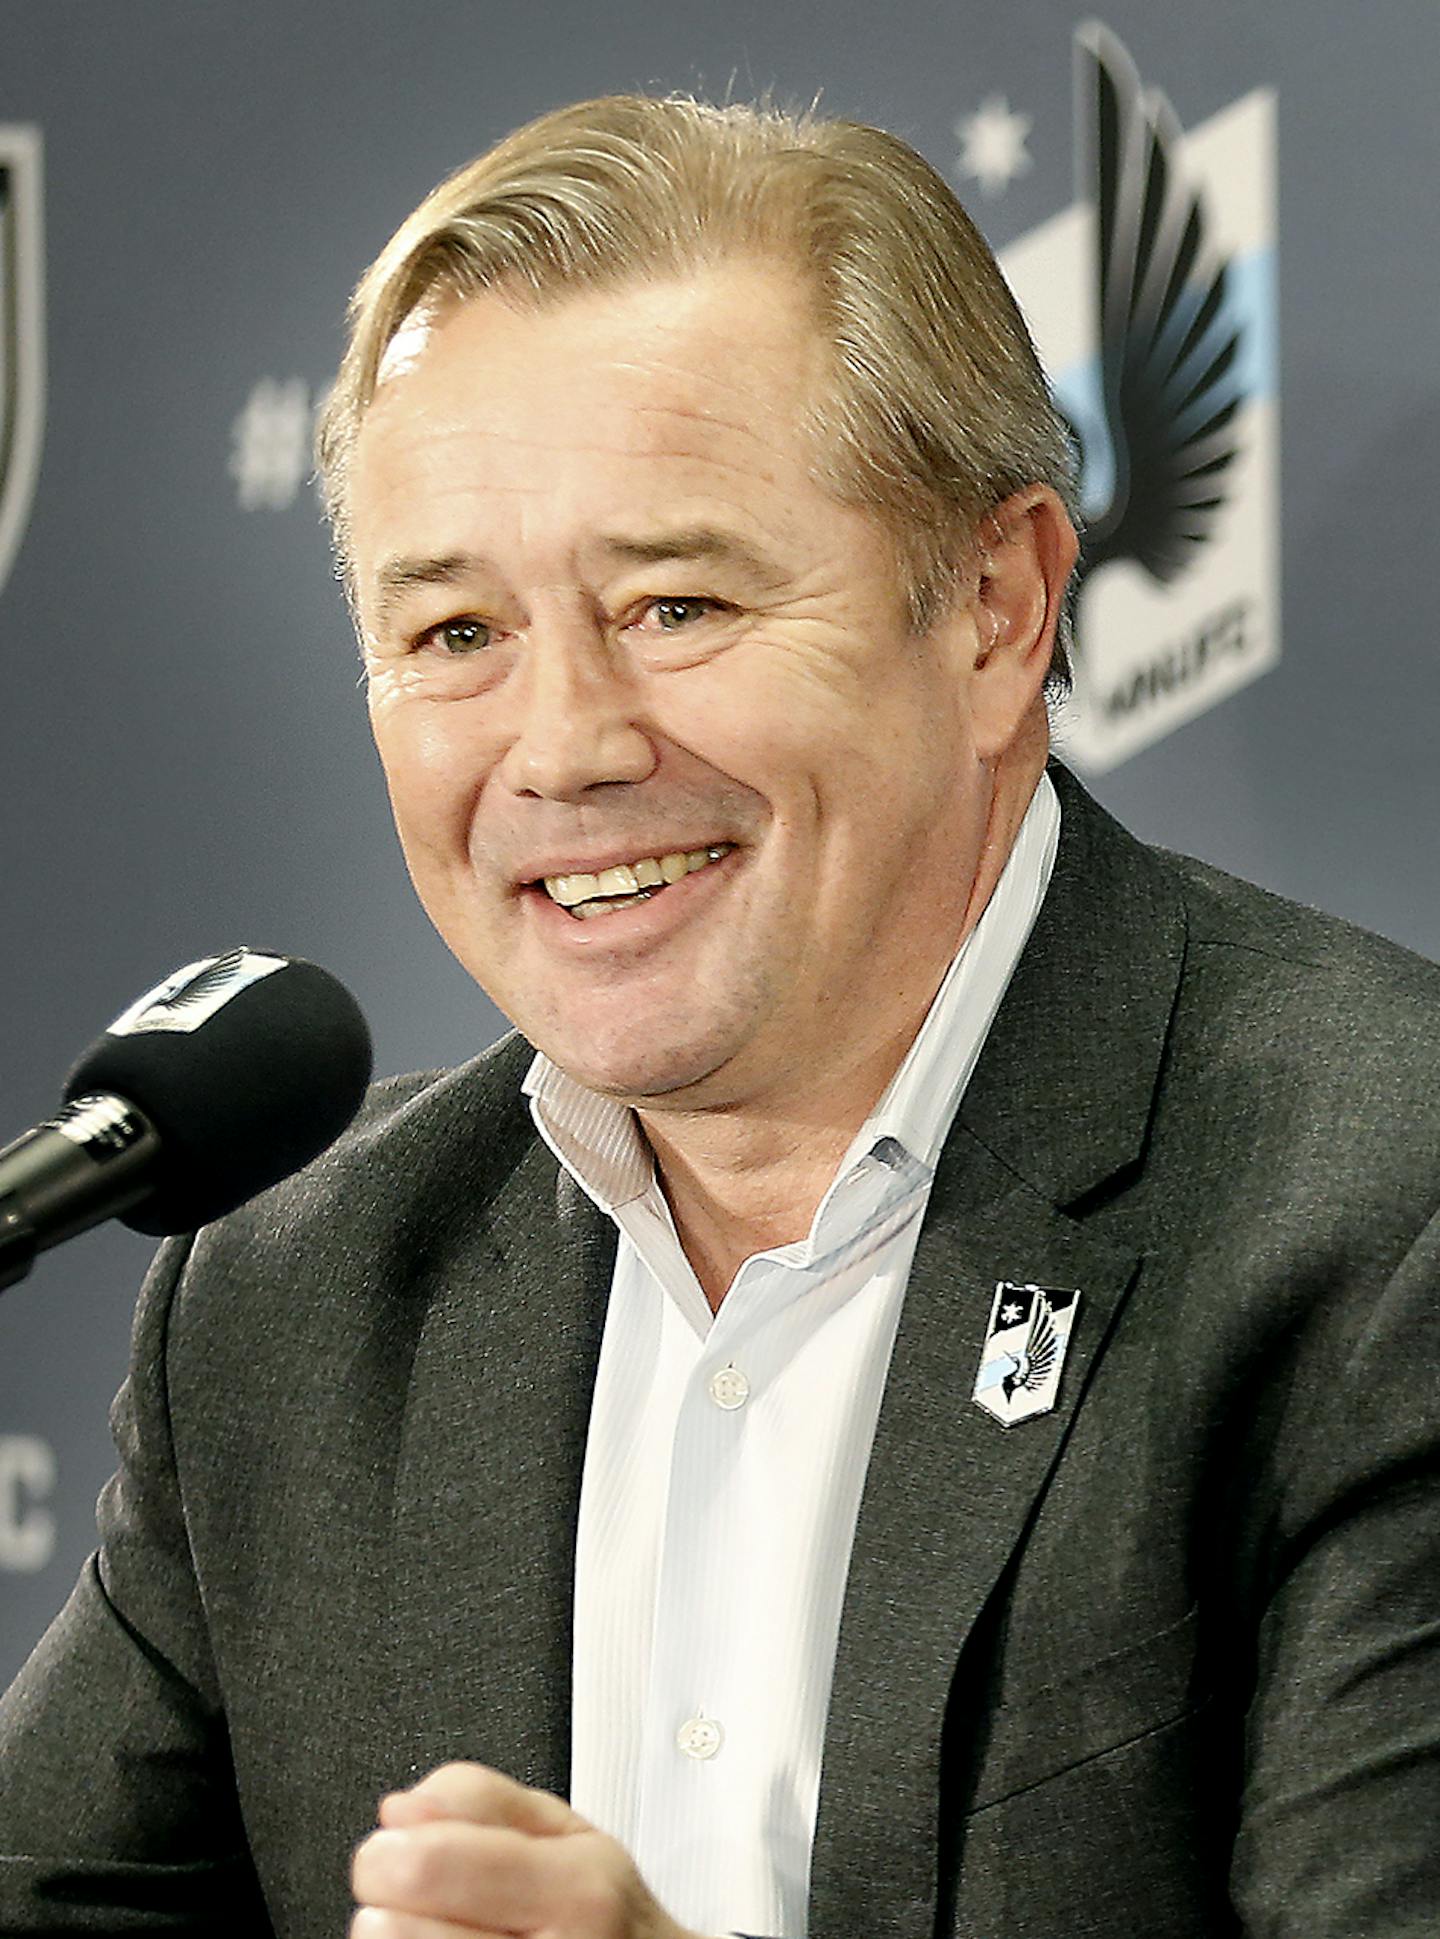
676, 1715, 724, 1760
708, 1365, 750, 1410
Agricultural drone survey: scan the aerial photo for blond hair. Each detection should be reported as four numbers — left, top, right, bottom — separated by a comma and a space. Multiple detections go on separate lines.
317, 94, 1077, 684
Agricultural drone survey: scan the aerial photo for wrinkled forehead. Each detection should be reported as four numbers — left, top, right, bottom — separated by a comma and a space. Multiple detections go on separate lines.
354, 264, 838, 502
382, 256, 827, 395
344, 261, 874, 609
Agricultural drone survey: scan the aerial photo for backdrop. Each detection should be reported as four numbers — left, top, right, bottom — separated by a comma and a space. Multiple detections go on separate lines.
2, 0, 1436, 1684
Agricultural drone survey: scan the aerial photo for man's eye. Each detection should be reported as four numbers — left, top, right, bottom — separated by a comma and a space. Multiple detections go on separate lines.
419, 619, 492, 655
648, 598, 718, 631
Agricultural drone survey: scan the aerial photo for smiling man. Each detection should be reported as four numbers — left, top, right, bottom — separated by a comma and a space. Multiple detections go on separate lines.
347, 249, 1071, 1306
3, 94, 1439, 1939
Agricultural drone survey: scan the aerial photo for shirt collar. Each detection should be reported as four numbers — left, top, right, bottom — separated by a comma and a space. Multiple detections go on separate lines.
850, 768, 1059, 1171
524, 772, 1060, 1213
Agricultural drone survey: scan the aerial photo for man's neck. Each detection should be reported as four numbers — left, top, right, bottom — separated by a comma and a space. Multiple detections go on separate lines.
636, 1014, 927, 1312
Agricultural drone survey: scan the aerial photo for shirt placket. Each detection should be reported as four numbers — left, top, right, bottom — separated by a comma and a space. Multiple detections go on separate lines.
631, 1252, 806, 1933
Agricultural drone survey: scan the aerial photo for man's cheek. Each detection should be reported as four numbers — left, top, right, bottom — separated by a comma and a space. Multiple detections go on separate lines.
379, 737, 488, 856
661, 677, 828, 778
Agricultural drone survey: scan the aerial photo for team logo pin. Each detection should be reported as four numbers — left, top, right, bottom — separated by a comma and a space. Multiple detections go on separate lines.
973, 1282, 1082, 1428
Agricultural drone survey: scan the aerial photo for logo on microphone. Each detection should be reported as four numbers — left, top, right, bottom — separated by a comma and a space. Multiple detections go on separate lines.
108, 949, 288, 1037
0, 124, 44, 604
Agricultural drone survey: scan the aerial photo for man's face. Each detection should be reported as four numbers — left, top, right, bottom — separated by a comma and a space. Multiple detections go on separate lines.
348, 260, 998, 1112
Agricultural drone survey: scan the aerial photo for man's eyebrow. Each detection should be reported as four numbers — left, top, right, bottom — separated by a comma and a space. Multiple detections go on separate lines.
595, 527, 786, 587
370, 552, 484, 629
369, 529, 785, 628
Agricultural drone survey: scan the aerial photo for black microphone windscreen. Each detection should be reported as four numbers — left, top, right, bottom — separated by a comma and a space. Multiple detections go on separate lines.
61, 950, 373, 1235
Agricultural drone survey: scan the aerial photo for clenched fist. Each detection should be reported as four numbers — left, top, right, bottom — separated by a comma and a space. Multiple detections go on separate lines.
351, 1763, 709, 1939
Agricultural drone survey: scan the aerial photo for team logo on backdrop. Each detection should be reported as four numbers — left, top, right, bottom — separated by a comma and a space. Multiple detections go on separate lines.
998, 26, 1279, 772
0, 1434, 56, 1573
0, 123, 44, 604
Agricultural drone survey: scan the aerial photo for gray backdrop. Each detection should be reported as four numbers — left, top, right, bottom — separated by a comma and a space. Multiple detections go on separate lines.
1, 0, 1436, 1683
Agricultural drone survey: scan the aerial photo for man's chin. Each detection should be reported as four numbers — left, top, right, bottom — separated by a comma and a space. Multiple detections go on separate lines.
528, 1021, 738, 1110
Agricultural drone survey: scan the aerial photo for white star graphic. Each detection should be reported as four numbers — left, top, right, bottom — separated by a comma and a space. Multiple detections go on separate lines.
955, 93, 1033, 197
1000, 1301, 1024, 1325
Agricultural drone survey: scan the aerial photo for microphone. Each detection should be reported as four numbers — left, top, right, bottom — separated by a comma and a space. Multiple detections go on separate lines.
0, 949, 373, 1293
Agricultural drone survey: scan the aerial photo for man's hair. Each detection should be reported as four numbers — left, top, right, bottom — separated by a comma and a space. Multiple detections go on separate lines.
317, 93, 1079, 686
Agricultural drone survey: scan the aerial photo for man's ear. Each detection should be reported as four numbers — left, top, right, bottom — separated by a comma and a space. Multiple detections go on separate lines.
967, 485, 1079, 761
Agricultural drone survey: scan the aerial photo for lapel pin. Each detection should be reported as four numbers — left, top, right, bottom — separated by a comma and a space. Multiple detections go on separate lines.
973, 1281, 1082, 1428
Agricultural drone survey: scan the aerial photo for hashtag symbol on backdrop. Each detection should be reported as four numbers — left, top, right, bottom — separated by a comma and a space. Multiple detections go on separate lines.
228, 377, 320, 511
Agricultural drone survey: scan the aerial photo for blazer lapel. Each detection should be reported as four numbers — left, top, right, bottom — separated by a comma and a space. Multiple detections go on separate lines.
811, 767, 1188, 1936
384, 1140, 615, 1799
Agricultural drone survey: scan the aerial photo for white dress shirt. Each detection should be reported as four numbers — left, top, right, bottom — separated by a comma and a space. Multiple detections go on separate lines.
524, 774, 1059, 1938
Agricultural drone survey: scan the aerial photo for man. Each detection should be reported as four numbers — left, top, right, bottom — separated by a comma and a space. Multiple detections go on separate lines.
2, 94, 1438, 1939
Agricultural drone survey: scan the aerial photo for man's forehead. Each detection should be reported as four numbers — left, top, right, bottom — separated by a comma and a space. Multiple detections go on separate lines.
370, 259, 826, 423
349, 263, 836, 574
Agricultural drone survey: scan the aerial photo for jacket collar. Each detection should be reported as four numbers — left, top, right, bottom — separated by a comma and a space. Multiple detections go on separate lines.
960, 760, 1187, 1208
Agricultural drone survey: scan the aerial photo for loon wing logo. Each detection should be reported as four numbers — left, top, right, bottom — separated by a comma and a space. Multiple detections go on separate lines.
107, 950, 288, 1038
973, 1282, 1082, 1428
0, 124, 44, 604
1067, 22, 1244, 607
999, 24, 1279, 773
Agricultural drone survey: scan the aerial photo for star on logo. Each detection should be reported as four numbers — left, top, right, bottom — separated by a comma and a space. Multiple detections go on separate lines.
1000, 1301, 1024, 1325
955, 93, 1033, 197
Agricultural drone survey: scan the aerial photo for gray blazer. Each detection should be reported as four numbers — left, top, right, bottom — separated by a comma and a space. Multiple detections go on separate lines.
3, 766, 1439, 1937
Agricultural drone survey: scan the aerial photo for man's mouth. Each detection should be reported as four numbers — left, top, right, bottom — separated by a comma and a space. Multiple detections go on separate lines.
541, 843, 734, 920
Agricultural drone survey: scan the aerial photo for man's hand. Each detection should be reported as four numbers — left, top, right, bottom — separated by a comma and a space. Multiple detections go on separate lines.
350, 1763, 707, 1939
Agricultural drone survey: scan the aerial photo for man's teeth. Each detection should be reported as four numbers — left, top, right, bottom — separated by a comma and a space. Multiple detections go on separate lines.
544, 845, 731, 912
570, 892, 651, 921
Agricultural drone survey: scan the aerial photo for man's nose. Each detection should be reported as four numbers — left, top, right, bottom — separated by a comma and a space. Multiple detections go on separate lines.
496, 622, 657, 800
